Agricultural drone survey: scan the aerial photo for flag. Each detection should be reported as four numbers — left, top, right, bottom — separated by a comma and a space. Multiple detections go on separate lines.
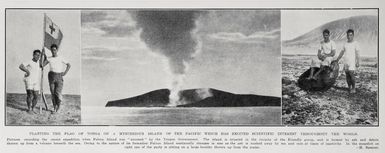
44, 15, 63, 49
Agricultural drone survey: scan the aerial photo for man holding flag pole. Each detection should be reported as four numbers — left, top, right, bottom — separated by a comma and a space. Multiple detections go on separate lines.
40, 14, 70, 114
7, 10, 80, 124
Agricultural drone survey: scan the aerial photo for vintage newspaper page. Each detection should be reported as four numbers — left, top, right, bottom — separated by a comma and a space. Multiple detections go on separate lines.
0, 0, 384, 153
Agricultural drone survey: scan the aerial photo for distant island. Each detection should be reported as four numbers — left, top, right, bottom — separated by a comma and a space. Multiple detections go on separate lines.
105, 88, 281, 107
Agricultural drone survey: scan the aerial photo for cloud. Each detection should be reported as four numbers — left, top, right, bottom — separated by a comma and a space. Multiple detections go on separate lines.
82, 10, 137, 37
253, 29, 281, 38
81, 11, 109, 23
82, 47, 121, 61
99, 24, 137, 37
82, 56, 118, 61
198, 10, 280, 35
82, 26, 105, 35
81, 45, 156, 62
208, 29, 280, 43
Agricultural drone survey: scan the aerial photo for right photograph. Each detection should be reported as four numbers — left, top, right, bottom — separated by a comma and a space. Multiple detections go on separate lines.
281, 10, 378, 125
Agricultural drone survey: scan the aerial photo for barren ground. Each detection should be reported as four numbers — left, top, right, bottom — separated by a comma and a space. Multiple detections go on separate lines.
282, 55, 378, 125
6, 93, 81, 125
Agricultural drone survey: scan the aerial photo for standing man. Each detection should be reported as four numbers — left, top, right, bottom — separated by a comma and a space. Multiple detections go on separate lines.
42, 44, 71, 113
335, 29, 360, 93
307, 29, 336, 79
19, 50, 41, 113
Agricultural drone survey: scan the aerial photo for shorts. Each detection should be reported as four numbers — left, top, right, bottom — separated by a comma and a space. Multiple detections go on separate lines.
343, 56, 356, 71
343, 59, 356, 71
311, 56, 333, 68
24, 79, 40, 91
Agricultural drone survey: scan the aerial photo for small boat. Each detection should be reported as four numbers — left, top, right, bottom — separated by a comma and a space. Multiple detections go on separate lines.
297, 61, 339, 91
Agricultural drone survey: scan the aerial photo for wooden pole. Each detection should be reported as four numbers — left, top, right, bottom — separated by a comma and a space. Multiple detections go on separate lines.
40, 13, 48, 111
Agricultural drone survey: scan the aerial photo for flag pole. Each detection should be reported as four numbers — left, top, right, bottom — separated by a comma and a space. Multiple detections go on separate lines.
40, 13, 49, 111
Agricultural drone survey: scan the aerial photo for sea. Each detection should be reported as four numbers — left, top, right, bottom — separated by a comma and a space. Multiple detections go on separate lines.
82, 106, 281, 125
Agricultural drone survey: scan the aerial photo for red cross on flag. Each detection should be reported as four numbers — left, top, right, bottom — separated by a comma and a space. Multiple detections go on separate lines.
44, 15, 63, 50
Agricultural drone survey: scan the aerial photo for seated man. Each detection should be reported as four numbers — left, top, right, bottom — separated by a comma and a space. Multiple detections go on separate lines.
307, 29, 336, 80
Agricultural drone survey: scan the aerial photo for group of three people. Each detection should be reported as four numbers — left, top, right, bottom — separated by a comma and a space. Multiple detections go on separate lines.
308, 29, 360, 93
19, 44, 70, 114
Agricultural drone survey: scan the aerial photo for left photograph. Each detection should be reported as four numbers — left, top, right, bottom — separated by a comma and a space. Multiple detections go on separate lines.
5, 10, 81, 125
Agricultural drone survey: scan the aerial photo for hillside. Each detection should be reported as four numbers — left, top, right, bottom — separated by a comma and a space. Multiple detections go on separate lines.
283, 15, 378, 56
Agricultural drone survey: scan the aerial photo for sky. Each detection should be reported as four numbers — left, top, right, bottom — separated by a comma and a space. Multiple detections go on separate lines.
81, 10, 281, 106
281, 9, 378, 40
6, 10, 81, 95
5, 9, 377, 103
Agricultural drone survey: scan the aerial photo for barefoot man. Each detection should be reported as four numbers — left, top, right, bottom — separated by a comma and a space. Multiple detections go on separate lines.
335, 29, 360, 93
42, 44, 71, 113
19, 50, 41, 113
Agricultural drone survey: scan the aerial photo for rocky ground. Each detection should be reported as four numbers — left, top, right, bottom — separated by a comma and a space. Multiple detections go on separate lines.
282, 55, 378, 125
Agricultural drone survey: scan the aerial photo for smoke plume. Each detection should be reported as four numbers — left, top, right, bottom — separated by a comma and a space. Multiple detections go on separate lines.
196, 88, 213, 100
134, 11, 201, 105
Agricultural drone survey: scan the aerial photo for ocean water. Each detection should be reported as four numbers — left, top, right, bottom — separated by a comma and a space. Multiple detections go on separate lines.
82, 106, 281, 125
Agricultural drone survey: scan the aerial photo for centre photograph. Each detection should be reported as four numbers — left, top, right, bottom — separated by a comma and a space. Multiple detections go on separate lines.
81, 9, 282, 125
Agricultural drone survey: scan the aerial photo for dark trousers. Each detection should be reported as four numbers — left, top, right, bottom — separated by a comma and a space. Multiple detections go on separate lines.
26, 90, 39, 111
48, 72, 64, 111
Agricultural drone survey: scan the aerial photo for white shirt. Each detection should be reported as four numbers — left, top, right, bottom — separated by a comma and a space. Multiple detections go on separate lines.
342, 41, 360, 63
22, 60, 41, 83
48, 56, 68, 73
319, 40, 336, 55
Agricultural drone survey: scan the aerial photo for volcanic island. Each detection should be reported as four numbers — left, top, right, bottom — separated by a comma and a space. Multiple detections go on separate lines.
105, 88, 281, 107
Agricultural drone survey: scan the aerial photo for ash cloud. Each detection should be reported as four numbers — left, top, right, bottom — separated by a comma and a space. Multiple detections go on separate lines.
133, 11, 201, 74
